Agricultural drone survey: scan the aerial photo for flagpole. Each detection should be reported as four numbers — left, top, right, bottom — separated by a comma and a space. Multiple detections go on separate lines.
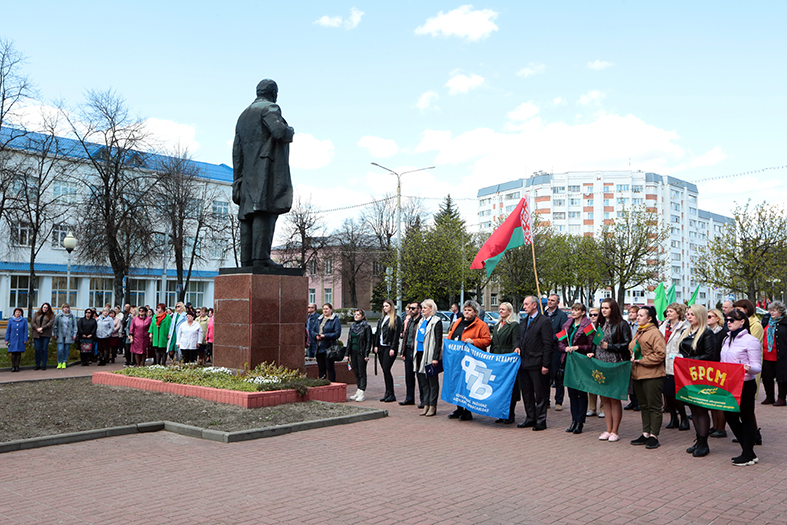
531, 241, 543, 314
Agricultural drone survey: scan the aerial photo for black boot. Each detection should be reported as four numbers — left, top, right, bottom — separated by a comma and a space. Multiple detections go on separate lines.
678, 415, 690, 431
566, 421, 578, 433
686, 434, 699, 454
665, 412, 678, 429
692, 436, 709, 457
573, 422, 584, 434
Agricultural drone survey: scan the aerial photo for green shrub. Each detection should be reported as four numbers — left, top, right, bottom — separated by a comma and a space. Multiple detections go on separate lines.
0, 337, 80, 368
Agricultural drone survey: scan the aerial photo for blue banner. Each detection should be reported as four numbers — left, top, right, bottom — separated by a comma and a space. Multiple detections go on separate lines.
440, 339, 521, 419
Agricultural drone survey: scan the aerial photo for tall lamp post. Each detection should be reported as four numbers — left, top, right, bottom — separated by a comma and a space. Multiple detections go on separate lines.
63, 232, 77, 307
370, 163, 435, 312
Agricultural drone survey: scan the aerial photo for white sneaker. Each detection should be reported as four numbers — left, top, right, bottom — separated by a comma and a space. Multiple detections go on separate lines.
598, 412, 606, 418
349, 389, 359, 401
355, 390, 365, 402
586, 410, 597, 417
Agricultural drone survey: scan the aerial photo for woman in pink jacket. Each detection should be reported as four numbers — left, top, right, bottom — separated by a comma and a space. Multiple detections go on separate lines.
720, 309, 762, 466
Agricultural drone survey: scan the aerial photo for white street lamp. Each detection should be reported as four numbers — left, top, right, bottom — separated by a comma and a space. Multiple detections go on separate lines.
63, 232, 77, 306
370, 163, 435, 312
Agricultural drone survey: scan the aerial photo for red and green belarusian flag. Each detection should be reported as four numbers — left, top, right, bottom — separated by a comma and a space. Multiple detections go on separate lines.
674, 358, 745, 411
556, 329, 568, 343
582, 323, 604, 346
471, 196, 533, 277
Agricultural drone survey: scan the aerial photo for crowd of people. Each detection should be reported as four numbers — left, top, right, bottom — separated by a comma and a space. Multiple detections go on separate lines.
4, 301, 215, 371
306, 295, 786, 468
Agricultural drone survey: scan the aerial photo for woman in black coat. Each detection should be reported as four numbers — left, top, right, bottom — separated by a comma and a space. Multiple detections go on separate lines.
489, 302, 521, 424
347, 309, 373, 402
678, 304, 718, 457
762, 301, 787, 405
374, 299, 403, 403
77, 310, 97, 366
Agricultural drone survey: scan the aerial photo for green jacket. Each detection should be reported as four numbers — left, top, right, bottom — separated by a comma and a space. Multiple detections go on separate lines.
149, 314, 172, 348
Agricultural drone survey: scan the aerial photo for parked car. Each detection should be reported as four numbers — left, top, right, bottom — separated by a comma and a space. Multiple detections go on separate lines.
436, 311, 453, 334
484, 311, 499, 329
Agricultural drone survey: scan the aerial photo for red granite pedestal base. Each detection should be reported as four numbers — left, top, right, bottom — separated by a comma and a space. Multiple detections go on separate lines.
213, 273, 307, 372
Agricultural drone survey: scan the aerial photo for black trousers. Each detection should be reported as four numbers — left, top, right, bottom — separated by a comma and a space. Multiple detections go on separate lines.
519, 367, 549, 425
402, 347, 424, 403
349, 352, 368, 391
153, 346, 167, 366
568, 387, 588, 423
124, 343, 133, 365
239, 212, 278, 266
379, 346, 396, 397
761, 360, 786, 400
316, 352, 336, 382
726, 379, 758, 460
550, 351, 565, 405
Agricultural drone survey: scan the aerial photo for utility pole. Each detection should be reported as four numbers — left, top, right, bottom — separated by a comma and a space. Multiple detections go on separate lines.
370, 163, 435, 312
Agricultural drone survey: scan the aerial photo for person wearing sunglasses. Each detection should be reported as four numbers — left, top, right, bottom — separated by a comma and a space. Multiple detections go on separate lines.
586, 307, 604, 418
720, 309, 762, 466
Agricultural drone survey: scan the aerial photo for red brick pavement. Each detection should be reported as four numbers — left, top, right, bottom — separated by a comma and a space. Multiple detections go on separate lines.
2, 358, 786, 524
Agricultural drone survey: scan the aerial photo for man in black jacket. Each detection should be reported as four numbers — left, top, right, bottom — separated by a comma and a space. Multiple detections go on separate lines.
514, 296, 554, 430
399, 302, 423, 407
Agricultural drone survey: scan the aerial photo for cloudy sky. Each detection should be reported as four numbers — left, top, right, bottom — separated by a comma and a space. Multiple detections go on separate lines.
4, 2, 786, 231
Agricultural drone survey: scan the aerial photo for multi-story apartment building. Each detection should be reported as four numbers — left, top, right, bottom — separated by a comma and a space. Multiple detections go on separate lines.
0, 127, 236, 318
476, 170, 734, 308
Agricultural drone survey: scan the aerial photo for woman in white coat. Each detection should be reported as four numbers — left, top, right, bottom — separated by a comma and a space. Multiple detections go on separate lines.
177, 311, 203, 364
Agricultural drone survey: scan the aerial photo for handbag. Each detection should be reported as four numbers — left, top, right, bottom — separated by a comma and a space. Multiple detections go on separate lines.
326, 341, 345, 362
80, 341, 93, 352
424, 361, 443, 377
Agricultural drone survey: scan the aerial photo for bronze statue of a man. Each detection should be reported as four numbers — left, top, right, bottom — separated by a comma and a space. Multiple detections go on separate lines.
232, 79, 294, 268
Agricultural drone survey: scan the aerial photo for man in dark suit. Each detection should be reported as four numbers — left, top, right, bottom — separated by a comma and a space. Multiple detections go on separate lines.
545, 294, 568, 410
514, 296, 553, 431
306, 303, 319, 359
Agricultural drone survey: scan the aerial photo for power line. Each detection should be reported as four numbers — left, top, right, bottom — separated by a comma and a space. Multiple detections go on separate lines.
319, 194, 396, 213
691, 164, 787, 183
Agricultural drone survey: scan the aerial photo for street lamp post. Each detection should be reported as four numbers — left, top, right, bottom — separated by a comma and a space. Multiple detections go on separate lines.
370, 163, 435, 312
63, 232, 77, 306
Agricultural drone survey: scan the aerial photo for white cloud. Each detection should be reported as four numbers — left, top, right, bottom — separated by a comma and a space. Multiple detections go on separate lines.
553, 96, 565, 105
508, 102, 539, 121
144, 118, 200, 153
289, 133, 334, 169
314, 7, 364, 30
578, 90, 606, 106
689, 146, 727, 168
416, 90, 439, 111
358, 135, 399, 158
587, 60, 614, 70
446, 73, 485, 95
516, 63, 545, 78
415, 5, 499, 42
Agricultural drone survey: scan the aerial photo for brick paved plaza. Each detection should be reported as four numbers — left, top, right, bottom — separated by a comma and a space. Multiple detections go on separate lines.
1, 360, 785, 524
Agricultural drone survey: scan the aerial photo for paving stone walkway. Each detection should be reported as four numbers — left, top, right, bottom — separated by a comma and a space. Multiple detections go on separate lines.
1, 357, 785, 524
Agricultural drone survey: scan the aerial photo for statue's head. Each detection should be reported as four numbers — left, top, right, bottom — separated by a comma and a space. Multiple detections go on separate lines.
256, 79, 278, 102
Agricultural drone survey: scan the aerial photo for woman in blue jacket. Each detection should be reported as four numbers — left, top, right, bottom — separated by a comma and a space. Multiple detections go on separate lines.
6, 308, 29, 372
313, 303, 342, 381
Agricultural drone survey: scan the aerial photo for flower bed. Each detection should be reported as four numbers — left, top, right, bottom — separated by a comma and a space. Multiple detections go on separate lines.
94, 363, 346, 408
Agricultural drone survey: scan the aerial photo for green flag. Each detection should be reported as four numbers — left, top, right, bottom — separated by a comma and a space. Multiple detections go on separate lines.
632, 341, 642, 360
654, 283, 667, 322
687, 285, 700, 306
592, 327, 604, 346
666, 282, 677, 305
564, 352, 632, 401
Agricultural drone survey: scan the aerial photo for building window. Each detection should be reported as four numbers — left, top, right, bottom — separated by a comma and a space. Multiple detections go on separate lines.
184, 237, 202, 258
671, 190, 680, 200
699, 292, 706, 299
89, 278, 114, 308
552, 186, 565, 194
373, 261, 385, 275
689, 207, 697, 215
53, 180, 79, 204
689, 219, 697, 227
505, 205, 515, 213
568, 185, 580, 192
11, 222, 34, 247
672, 253, 682, 261
184, 281, 205, 307
504, 191, 520, 200
568, 211, 581, 219
308, 288, 316, 304
51, 223, 71, 249
553, 212, 566, 220
51, 276, 76, 307
604, 212, 611, 220
212, 200, 229, 219
616, 184, 630, 192
671, 215, 681, 224
210, 240, 229, 260
603, 199, 610, 206
324, 287, 332, 305
617, 197, 629, 206
126, 279, 147, 307
603, 185, 613, 193
672, 266, 682, 274
10, 275, 38, 309
553, 199, 565, 207
307, 259, 317, 275
587, 212, 594, 220
490, 293, 498, 307
671, 202, 681, 211
689, 195, 697, 203
632, 198, 644, 205
555, 225, 564, 232
632, 290, 645, 298
569, 225, 580, 232
671, 240, 681, 248
324, 259, 333, 275
569, 198, 580, 206
632, 185, 644, 193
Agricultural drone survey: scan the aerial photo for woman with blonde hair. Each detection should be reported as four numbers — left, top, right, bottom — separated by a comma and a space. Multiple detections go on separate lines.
374, 299, 403, 402
661, 302, 689, 431
706, 308, 728, 437
490, 302, 521, 424
415, 299, 443, 416
676, 304, 718, 457
586, 306, 604, 418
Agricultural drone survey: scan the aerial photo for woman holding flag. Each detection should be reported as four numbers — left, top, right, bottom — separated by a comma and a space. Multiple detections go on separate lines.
447, 300, 491, 421
490, 302, 521, 424
558, 303, 594, 434
591, 299, 631, 442
629, 306, 667, 449
676, 304, 718, 457
661, 303, 690, 431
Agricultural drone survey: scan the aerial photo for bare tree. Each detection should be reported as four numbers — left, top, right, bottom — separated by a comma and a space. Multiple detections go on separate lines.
336, 218, 377, 307
6, 110, 76, 318
151, 149, 223, 302
62, 89, 157, 306
600, 206, 669, 305
277, 195, 328, 269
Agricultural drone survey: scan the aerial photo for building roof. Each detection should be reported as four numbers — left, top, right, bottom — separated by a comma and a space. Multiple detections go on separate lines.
698, 209, 735, 225
0, 126, 233, 183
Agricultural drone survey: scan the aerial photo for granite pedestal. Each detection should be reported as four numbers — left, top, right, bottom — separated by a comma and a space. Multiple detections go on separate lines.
213, 269, 306, 372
